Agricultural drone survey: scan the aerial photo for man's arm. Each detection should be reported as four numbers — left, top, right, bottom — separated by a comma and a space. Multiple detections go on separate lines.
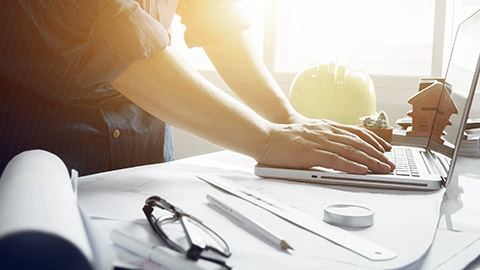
111, 47, 269, 161
202, 30, 394, 165
111, 47, 393, 174
203, 31, 296, 125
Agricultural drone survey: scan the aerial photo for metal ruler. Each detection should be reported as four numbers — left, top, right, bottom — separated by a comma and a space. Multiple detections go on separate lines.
197, 174, 397, 261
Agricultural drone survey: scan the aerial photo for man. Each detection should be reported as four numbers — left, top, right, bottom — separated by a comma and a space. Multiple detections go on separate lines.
0, 0, 394, 175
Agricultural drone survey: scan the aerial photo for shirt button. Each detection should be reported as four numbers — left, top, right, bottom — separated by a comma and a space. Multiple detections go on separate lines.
112, 129, 120, 138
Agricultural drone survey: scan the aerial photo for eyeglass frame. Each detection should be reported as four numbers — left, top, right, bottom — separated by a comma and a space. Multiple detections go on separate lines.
142, 195, 231, 265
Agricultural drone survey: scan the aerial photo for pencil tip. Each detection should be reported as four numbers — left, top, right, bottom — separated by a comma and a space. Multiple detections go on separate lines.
280, 240, 294, 250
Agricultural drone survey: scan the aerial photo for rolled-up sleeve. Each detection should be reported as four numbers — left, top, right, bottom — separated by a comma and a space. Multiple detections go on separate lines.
19, 0, 170, 88
177, 0, 251, 48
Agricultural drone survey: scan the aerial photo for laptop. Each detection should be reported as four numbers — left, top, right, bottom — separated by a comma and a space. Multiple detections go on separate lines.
255, 9, 480, 191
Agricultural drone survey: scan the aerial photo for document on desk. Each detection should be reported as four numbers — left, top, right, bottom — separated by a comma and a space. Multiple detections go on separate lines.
111, 229, 206, 270
420, 228, 480, 270
0, 150, 111, 270
198, 174, 397, 261
78, 151, 453, 269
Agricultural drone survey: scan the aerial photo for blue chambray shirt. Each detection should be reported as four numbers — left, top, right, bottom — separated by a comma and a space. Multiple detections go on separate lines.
0, 0, 250, 175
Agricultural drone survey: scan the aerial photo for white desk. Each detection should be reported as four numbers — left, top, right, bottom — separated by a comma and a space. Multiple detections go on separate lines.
78, 151, 480, 270
437, 156, 480, 270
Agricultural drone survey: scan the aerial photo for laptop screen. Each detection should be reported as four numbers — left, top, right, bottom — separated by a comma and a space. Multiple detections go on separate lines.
427, 9, 480, 164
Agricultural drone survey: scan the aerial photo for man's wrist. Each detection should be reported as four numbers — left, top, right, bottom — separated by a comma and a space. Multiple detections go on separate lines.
256, 121, 277, 164
278, 110, 312, 125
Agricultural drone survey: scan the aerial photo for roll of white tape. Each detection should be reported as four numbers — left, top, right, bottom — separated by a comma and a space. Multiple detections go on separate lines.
323, 203, 374, 228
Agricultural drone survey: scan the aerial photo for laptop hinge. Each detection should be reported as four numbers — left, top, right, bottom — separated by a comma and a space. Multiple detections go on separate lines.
441, 176, 448, 187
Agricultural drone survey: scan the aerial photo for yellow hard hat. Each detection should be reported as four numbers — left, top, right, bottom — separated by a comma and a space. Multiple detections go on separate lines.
289, 61, 376, 125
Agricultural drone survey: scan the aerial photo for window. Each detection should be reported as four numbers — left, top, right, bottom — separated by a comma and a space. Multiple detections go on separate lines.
169, 1, 480, 158
275, 0, 435, 76
171, 0, 480, 77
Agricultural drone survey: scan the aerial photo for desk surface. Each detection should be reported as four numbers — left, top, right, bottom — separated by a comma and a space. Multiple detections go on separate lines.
439, 156, 480, 270
441, 155, 480, 233
78, 150, 480, 270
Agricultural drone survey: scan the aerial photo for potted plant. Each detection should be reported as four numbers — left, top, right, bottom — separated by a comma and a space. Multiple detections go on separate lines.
360, 111, 393, 143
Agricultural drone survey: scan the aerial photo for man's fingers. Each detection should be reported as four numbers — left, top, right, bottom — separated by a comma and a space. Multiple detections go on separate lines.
259, 122, 396, 175
335, 125, 385, 152
308, 131, 395, 171
327, 121, 392, 152
312, 149, 368, 174
301, 130, 393, 173
363, 128, 392, 151
321, 141, 392, 173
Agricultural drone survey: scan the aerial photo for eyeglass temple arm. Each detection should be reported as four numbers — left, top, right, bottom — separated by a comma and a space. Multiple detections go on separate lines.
142, 203, 154, 216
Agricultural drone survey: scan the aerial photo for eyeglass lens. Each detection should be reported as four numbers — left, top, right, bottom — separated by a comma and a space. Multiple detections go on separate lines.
181, 215, 230, 256
150, 202, 231, 257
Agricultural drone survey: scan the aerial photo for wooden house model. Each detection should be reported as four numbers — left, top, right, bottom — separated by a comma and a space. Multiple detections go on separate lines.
406, 81, 458, 143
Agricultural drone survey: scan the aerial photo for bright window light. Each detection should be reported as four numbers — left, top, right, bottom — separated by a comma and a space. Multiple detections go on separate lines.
170, 0, 265, 70
275, 0, 435, 76
170, 0, 480, 78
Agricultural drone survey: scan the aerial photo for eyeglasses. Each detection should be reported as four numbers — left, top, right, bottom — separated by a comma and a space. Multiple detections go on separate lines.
142, 196, 231, 269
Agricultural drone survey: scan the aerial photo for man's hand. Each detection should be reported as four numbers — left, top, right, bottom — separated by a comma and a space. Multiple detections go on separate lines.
287, 113, 392, 152
203, 30, 393, 174
258, 118, 395, 174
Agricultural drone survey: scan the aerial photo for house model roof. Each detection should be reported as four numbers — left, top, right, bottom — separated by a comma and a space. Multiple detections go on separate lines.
407, 82, 458, 115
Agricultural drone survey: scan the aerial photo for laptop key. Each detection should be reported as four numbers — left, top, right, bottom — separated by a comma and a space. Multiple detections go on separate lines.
390, 147, 421, 178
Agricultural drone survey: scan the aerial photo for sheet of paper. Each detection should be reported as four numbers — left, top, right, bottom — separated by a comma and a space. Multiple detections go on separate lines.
78, 151, 449, 269
0, 150, 95, 267
419, 229, 480, 270
442, 174, 480, 232
197, 174, 397, 261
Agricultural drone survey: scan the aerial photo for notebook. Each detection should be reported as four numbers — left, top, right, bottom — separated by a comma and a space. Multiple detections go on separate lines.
255, 9, 480, 191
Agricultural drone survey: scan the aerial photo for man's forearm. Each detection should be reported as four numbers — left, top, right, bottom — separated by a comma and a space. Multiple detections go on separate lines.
111, 46, 270, 160
203, 30, 298, 124
111, 45, 394, 174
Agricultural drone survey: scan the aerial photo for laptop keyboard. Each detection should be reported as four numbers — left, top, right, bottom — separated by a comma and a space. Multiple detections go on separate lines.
385, 148, 420, 177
